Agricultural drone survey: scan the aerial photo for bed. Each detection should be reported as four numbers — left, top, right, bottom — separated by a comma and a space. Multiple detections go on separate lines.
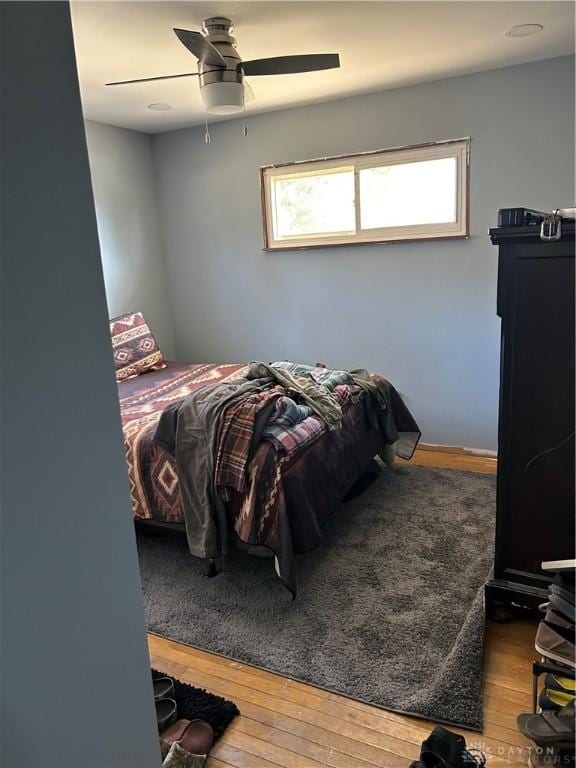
112, 312, 420, 595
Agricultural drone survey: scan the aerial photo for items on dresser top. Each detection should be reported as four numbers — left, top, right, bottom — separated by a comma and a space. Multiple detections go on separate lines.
496, 207, 576, 242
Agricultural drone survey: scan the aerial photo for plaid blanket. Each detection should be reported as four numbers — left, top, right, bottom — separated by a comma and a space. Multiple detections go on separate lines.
215, 386, 283, 501
263, 384, 361, 457
264, 413, 324, 456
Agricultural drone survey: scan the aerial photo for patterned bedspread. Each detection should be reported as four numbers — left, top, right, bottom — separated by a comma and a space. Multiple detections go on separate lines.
118, 362, 246, 522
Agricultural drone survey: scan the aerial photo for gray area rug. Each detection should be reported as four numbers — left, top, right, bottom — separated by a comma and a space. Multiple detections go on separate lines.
137, 464, 495, 730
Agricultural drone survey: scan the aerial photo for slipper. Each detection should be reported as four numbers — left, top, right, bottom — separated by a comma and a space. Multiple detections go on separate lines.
154, 677, 175, 701
160, 738, 171, 762
162, 720, 191, 742
180, 721, 213, 756
517, 703, 575, 749
162, 719, 214, 756
156, 698, 178, 732
162, 741, 206, 768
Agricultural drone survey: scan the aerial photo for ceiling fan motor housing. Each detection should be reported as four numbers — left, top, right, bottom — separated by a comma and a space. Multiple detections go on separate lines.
200, 17, 244, 114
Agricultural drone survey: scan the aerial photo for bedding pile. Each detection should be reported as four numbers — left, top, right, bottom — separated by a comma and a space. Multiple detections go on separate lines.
118, 358, 420, 594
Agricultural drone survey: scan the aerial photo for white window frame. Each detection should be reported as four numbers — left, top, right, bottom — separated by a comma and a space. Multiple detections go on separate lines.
260, 138, 470, 250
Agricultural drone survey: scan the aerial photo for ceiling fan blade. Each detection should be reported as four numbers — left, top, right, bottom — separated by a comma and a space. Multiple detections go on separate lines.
243, 79, 255, 102
241, 53, 340, 77
106, 72, 199, 86
173, 28, 226, 68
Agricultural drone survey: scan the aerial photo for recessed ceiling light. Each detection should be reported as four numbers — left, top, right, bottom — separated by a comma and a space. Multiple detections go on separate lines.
147, 103, 173, 111
505, 24, 544, 38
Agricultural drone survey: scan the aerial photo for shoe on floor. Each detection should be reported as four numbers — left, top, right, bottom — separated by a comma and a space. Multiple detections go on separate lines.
410, 726, 486, 768
535, 620, 576, 669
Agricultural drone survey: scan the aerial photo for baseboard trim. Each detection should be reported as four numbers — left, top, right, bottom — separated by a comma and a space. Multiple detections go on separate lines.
417, 442, 498, 459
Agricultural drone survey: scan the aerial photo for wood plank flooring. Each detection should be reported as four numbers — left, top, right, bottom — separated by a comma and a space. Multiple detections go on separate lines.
149, 448, 537, 768
400, 445, 498, 474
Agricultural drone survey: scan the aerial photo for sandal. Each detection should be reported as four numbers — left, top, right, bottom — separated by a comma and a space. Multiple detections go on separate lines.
517, 703, 576, 749
539, 689, 575, 711
545, 673, 576, 694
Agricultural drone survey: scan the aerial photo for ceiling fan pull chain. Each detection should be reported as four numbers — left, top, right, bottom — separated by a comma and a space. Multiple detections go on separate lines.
204, 118, 211, 145
241, 100, 248, 137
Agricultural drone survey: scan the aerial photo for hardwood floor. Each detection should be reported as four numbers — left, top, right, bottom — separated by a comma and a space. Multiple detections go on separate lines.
149, 448, 537, 768
401, 445, 498, 474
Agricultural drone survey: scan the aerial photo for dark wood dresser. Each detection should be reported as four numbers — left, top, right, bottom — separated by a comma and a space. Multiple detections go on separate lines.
485, 217, 575, 619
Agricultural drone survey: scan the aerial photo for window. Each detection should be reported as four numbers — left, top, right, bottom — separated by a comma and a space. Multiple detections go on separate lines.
260, 138, 469, 250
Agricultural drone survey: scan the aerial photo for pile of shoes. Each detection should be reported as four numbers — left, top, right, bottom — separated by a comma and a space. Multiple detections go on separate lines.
534, 572, 575, 668
516, 570, 576, 768
410, 725, 486, 767
154, 677, 214, 768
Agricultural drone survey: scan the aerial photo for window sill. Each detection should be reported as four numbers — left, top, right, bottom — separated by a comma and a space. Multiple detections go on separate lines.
263, 232, 471, 252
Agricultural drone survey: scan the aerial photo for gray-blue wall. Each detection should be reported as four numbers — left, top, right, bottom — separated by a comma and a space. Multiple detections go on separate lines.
0, 3, 160, 766
152, 55, 574, 450
85, 120, 176, 357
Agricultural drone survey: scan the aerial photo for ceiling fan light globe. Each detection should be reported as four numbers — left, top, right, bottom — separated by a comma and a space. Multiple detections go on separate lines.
206, 104, 245, 115
201, 82, 244, 115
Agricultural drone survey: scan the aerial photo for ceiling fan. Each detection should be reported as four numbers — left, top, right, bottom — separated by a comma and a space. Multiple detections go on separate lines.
106, 17, 340, 115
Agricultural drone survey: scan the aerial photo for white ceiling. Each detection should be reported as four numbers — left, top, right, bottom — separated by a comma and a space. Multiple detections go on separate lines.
71, 1, 575, 134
